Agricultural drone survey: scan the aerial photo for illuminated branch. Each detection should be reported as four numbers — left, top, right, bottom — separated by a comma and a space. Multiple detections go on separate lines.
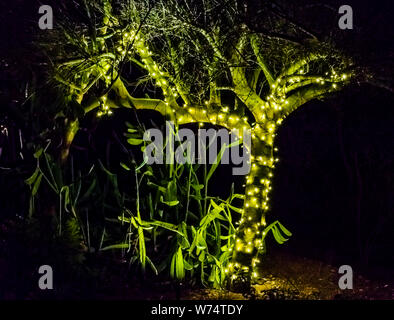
194, 26, 227, 62
166, 40, 192, 105
250, 34, 274, 86
231, 65, 268, 118
58, 53, 117, 68
283, 73, 348, 94
230, 33, 270, 120
285, 80, 349, 113
279, 52, 328, 78
123, 31, 182, 107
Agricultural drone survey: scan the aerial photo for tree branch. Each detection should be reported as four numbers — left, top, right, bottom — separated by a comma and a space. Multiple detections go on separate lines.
250, 34, 274, 86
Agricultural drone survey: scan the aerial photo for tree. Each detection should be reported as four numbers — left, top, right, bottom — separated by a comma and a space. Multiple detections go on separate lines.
42, 0, 359, 285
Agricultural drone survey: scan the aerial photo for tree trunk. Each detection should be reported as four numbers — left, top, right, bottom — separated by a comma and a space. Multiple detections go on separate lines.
231, 127, 276, 285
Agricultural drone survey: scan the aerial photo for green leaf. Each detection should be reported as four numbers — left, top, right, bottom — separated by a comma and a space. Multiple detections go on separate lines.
79, 178, 97, 202
206, 139, 241, 182
138, 226, 146, 270
32, 172, 43, 196
196, 233, 207, 250
183, 259, 193, 271
208, 267, 216, 282
160, 196, 179, 207
170, 247, 185, 280
165, 180, 178, 201
180, 234, 190, 249
277, 221, 292, 237
147, 181, 166, 193
25, 168, 39, 186
227, 204, 243, 214
199, 200, 226, 230
146, 256, 158, 275
147, 220, 184, 236
191, 184, 204, 191
209, 200, 227, 219
33, 148, 43, 159
127, 138, 144, 145
120, 162, 131, 171
175, 247, 185, 280
136, 156, 148, 171
143, 168, 154, 176
230, 193, 245, 201
198, 251, 206, 263
170, 252, 176, 278
271, 226, 285, 244
100, 243, 129, 251
61, 186, 70, 212
206, 143, 227, 182
263, 221, 291, 245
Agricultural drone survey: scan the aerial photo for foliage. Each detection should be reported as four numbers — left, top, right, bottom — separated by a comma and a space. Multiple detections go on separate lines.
96, 121, 291, 287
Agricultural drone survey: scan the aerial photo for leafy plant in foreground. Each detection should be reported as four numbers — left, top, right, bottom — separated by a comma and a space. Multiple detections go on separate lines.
100, 122, 291, 288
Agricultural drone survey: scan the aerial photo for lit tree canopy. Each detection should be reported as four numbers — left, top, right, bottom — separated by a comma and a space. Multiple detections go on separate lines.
43, 0, 359, 284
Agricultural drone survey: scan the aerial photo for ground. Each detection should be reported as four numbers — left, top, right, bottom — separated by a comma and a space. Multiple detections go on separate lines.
88, 250, 393, 300
1, 218, 392, 300
184, 251, 393, 300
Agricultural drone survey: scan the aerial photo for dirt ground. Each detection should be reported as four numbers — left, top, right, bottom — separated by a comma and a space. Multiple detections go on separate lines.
184, 251, 393, 300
